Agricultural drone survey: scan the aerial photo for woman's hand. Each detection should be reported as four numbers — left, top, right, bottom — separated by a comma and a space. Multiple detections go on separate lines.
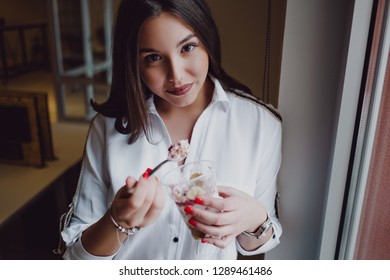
110, 171, 165, 229
185, 186, 268, 249
81, 170, 165, 256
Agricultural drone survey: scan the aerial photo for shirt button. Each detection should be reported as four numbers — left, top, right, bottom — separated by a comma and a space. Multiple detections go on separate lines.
173, 237, 179, 242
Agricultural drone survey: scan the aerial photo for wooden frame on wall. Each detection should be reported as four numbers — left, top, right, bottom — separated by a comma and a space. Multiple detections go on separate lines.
0, 90, 56, 167
0, 94, 44, 167
27, 91, 56, 161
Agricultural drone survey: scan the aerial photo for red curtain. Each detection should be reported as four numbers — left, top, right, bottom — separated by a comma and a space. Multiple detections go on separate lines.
354, 0, 390, 260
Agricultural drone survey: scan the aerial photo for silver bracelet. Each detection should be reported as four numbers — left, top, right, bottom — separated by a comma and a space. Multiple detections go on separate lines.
109, 207, 140, 236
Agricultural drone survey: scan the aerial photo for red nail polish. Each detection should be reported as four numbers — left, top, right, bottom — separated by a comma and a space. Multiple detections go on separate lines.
194, 197, 204, 204
188, 218, 197, 227
142, 171, 149, 179
184, 205, 193, 214
146, 168, 152, 173
201, 239, 207, 243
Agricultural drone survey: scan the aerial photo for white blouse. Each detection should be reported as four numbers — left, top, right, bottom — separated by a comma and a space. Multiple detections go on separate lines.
61, 79, 282, 260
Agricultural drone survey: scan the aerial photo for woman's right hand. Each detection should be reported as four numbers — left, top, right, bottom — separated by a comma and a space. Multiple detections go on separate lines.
110, 171, 165, 229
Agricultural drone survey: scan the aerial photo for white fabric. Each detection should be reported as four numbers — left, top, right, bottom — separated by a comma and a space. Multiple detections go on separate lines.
61, 79, 282, 260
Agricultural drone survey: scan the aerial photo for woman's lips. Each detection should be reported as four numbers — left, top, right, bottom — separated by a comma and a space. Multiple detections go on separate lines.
166, 83, 193, 96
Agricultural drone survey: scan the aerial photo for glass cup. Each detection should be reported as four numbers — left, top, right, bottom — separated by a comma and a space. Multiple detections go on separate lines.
161, 160, 218, 240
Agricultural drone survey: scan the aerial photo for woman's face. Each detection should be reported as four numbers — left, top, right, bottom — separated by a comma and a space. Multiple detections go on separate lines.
138, 12, 210, 109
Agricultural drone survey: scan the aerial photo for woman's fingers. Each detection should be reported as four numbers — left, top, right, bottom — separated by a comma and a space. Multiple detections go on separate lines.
184, 186, 241, 232
191, 219, 235, 239
201, 235, 235, 248
126, 174, 160, 225
112, 172, 164, 228
141, 184, 165, 226
128, 175, 154, 208
188, 205, 236, 226
185, 185, 264, 247
196, 186, 240, 212
115, 176, 137, 199
216, 185, 240, 198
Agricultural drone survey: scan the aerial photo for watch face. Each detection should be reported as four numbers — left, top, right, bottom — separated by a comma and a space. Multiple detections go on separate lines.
257, 218, 273, 236
242, 217, 273, 239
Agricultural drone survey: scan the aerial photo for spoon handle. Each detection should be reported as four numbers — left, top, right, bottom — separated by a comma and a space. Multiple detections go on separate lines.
148, 159, 169, 176
127, 159, 170, 194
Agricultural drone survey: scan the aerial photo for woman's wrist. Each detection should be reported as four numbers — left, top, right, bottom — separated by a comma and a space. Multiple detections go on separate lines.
81, 211, 127, 256
108, 205, 140, 236
245, 203, 268, 233
242, 215, 273, 239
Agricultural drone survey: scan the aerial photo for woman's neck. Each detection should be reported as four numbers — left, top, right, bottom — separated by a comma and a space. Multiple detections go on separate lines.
158, 78, 213, 116
156, 77, 214, 143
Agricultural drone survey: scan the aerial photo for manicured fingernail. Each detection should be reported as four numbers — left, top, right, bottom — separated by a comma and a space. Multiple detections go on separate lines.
201, 239, 208, 243
184, 206, 193, 214
188, 218, 197, 227
142, 168, 152, 179
194, 197, 204, 204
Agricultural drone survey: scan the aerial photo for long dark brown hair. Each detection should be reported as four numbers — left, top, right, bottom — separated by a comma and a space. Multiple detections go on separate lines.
91, 0, 252, 143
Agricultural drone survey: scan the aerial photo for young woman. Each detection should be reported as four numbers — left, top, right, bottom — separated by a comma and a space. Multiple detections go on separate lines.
60, 0, 282, 260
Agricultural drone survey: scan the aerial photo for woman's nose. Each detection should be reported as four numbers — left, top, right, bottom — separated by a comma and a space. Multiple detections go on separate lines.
167, 57, 183, 83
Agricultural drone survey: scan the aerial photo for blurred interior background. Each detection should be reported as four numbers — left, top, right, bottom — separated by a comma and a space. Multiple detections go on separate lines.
1, 0, 389, 261
0, 0, 286, 259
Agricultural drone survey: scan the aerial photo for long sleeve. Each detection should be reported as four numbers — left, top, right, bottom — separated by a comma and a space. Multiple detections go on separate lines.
61, 115, 114, 260
236, 111, 282, 256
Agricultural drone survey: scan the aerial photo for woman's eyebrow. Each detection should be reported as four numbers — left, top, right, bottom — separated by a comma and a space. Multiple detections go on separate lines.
139, 47, 158, 54
176, 34, 196, 47
139, 34, 197, 54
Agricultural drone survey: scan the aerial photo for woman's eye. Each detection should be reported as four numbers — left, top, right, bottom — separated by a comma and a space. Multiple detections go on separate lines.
145, 54, 161, 63
182, 42, 198, 53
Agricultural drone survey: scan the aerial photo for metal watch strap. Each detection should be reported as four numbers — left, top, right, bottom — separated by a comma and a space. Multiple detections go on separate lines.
242, 216, 273, 239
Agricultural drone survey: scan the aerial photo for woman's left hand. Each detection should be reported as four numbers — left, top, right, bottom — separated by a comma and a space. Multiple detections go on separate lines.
186, 186, 268, 248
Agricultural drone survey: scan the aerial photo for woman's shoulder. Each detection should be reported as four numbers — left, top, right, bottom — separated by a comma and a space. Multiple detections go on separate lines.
87, 113, 117, 136
90, 113, 114, 126
227, 91, 282, 123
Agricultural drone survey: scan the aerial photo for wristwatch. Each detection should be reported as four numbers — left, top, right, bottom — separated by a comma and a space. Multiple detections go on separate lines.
242, 216, 273, 239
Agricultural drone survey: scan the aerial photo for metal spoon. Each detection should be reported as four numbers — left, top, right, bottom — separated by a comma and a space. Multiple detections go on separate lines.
148, 139, 190, 176
126, 140, 189, 194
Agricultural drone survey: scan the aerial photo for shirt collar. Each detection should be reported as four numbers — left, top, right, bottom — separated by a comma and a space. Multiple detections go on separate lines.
209, 76, 230, 112
146, 77, 230, 115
